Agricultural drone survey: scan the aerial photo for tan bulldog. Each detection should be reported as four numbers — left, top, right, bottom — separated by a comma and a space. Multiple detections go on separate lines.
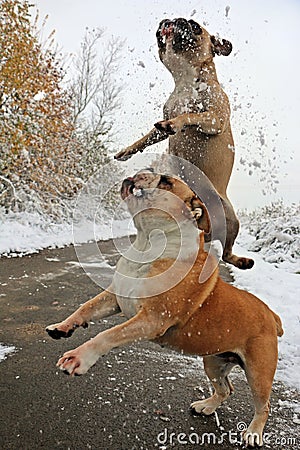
115, 18, 253, 270
47, 170, 283, 448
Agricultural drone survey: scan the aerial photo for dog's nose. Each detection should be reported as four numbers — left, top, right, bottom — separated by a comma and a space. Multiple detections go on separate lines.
161, 20, 174, 36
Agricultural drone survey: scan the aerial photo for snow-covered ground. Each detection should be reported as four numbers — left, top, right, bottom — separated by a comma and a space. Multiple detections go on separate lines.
0, 203, 299, 390
0, 209, 133, 257
0, 344, 15, 362
232, 238, 299, 390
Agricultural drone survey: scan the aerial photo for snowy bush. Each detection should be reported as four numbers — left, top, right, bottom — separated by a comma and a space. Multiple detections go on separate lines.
238, 201, 300, 273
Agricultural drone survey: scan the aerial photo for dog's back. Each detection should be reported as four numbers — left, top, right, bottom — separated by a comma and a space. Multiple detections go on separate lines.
157, 274, 282, 357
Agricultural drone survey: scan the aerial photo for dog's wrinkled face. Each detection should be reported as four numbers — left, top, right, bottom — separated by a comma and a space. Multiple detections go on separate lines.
156, 18, 232, 69
121, 169, 210, 233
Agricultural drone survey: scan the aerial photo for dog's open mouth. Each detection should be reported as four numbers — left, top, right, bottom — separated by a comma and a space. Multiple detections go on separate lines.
121, 170, 165, 200
121, 178, 146, 200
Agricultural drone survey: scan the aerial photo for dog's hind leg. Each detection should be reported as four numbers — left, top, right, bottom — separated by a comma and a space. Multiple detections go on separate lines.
241, 339, 278, 447
191, 354, 236, 415
221, 197, 254, 270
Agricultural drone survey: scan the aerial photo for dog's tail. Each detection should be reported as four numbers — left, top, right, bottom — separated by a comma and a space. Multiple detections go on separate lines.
273, 311, 284, 337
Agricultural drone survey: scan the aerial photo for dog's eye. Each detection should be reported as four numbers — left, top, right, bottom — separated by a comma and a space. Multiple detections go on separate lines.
188, 20, 202, 35
158, 175, 173, 190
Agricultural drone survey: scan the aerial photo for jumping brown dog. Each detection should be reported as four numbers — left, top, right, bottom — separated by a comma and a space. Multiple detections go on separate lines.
47, 170, 282, 448
115, 18, 253, 270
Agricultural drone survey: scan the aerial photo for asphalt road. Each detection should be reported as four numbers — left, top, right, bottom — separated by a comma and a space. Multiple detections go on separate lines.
0, 239, 299, 449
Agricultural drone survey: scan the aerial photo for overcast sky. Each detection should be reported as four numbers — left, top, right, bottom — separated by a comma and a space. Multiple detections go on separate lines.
33, 0, 300, 209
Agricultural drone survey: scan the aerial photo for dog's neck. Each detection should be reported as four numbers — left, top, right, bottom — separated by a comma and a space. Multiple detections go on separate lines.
171, 60, 219, 90
162, 38, 219, 84
131, 217, 200, 262
195, 60, 219, 84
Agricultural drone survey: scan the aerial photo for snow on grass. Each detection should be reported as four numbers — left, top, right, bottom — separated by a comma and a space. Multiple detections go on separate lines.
0, 209, 133, 257
233, 208, 300, 389
0, 210, 73, 256
237, 202, 300, 273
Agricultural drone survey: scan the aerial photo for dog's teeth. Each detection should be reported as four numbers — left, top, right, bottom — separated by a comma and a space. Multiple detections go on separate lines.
133, 188, 143, 197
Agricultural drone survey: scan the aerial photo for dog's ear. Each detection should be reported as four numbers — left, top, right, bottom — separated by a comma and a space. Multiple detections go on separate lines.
210, 35, 232, 56
190, 197, 211, 234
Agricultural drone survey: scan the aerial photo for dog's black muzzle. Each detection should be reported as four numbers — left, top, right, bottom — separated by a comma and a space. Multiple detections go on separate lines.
156, 18, 202, 51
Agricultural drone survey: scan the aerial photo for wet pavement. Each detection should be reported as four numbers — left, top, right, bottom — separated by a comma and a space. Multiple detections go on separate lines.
0, 239, 299, 449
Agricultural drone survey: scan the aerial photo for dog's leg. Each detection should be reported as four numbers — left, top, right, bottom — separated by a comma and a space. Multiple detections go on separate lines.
46, 288, 120, 340
56, 308, 173, 376
242, 339, 278, 447
221, 197, 254, 270
155, 110, 230, 136
191, 355, 235, 415
115, 127, 170, 160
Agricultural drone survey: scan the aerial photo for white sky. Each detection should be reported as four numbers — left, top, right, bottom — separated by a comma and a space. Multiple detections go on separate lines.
33, 0, 300, 209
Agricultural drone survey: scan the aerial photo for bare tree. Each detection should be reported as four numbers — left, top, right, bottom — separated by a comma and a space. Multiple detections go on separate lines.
70, 28, 124, 177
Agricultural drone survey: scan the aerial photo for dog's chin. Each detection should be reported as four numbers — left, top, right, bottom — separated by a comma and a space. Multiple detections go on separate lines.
122, 189, 150, 215
121, 182, 145, 201
128, 188, 144, 197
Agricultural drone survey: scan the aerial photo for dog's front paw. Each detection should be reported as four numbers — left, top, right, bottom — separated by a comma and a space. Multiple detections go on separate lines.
46, 320, 88, 340
57, 345, 98, 376
154, 119, 177, 135
114, 146, 139, 161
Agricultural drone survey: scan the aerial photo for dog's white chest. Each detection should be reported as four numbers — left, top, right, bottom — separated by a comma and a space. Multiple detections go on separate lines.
165, 79, 207, 117
111, 215, 199, 319
112, 257, 149, 318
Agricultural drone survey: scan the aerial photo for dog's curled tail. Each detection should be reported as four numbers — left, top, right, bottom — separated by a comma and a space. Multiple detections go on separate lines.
273, 311, 284, 337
